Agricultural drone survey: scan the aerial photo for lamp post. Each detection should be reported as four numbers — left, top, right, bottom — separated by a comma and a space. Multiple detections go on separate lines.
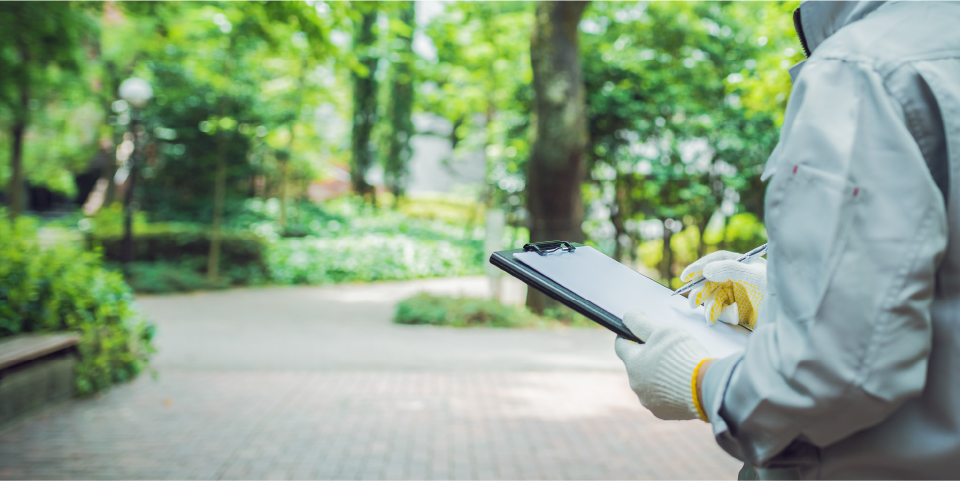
118, 78, 152, 274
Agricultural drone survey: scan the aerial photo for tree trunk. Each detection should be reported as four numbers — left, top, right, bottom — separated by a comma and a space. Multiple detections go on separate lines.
525, 1, 589, 314
207, 131, 227, 281
278, 155, 288, 231
660, 220, 673, 285
384, 1, 415, 201
350, 8, 379, 204
280, 52, 310, 231
7, 37, 31, 220
8, 121, 26, 220
696, 216, 710, 258
610, 203, 625, 261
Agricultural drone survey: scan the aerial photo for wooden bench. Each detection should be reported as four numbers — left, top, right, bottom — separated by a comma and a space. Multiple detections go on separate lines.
0, 333, 80, 428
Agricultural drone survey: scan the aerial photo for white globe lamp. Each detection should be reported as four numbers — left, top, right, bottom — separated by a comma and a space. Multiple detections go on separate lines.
118, 78, 153, 109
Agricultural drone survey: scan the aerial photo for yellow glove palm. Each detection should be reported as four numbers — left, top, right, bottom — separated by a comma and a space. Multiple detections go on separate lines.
681, 251, 767, 330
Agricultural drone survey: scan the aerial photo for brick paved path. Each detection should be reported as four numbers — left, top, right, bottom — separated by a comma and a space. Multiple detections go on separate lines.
0, 278, 741, 480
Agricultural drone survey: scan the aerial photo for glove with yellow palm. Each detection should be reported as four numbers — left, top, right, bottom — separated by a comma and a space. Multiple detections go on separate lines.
680, 251, 766, 330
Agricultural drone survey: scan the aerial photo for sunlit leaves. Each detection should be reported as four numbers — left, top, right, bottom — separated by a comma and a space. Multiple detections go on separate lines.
581, 1, 789, 260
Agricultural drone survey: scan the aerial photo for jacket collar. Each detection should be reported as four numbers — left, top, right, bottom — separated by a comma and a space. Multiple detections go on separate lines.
796, 1, 887, 56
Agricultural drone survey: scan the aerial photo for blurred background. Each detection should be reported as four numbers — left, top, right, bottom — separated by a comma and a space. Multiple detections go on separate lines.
0, 1, 800, 479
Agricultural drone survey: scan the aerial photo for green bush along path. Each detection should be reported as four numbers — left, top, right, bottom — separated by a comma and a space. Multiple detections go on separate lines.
82, 197, 492, 293
0, 216, 155, 395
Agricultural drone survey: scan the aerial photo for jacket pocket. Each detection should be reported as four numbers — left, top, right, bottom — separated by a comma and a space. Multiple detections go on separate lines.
766, 164, 860, 322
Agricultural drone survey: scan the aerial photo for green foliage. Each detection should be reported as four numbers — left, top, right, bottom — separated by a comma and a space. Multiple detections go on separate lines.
0, 2, 100, 204
99, 2, 348, 223
721, 213, 768, 254
578, 2, 797, 283
76, 196, 488, 292
89, 223, 267, 268
383, 1, 416, 198
0, 216, 155, 395
265, 197, 484, 285
1, 2, 809, 295
420, 2, 534, 222
268, 235, 481, 285
738, 1, 803, 126
394, 293, 539, 328
120, 261, 233, 294
394, 293, 598, 329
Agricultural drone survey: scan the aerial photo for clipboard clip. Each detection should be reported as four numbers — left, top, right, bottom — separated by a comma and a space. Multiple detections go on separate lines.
523, 240, 576, 256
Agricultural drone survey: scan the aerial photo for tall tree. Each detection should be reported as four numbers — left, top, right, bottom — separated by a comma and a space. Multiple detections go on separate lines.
526, 1, 589, 313
0, 3, 93, 219
383, 2, 416, 200
350, 5, 380, 203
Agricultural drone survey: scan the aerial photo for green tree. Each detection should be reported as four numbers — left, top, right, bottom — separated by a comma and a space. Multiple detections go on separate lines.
580, 2, 786, 282
419, 2, 534, 238
88, 2, 180, 208
259, 1, 339, 231
0, 2, 96, 219
122, 2, 340, 277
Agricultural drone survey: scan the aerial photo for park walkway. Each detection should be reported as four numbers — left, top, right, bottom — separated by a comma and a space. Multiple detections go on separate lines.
0, 277, 741, 480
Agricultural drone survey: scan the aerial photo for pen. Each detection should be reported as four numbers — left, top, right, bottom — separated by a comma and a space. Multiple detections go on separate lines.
670, 243, 768, 297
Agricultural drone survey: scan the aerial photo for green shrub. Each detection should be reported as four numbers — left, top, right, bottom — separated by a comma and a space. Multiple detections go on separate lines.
88, 223, 266, 265
85, 223, 269, 293
268, 235, 483, 285
0, 217, 155, 395
118, 260, 225, 293
394, 294, 540, 328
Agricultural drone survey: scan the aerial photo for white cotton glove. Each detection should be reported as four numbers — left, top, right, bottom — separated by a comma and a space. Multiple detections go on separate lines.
680, 251, 767, 330
614, 310, 711, 421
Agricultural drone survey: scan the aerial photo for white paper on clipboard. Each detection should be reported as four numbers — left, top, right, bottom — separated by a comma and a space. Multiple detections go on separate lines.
514, 246, 749, 358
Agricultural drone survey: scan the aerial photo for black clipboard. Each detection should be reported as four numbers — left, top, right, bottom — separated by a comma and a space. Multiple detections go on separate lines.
489, 240, 642, 343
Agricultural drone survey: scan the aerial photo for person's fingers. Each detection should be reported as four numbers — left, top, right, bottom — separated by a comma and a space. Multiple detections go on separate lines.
614, 336, 642, 361
680, 250, 740, 281
717, 303, 740, 325
688, 284, 705, 309
692, 280, 724, 308
702, 260, 740, 282
622, 309, 663, 342
702, 295, 720, 324
703, 261, 768, 288
703, 260, 751, 282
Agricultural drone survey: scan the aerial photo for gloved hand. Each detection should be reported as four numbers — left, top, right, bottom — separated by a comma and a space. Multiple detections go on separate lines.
615, 310, 711, 421
680, 250, 767, 330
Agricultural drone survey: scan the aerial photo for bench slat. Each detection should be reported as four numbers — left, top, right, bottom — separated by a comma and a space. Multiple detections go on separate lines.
0, 334, 81, 371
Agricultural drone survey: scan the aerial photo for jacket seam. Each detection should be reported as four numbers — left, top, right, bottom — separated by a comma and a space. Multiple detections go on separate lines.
815, 50, 960, 67
803, 54, 960, 87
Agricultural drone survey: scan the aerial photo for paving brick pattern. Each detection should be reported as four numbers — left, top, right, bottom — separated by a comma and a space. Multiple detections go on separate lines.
0, 279, 742, 479
0, 371, 739, 480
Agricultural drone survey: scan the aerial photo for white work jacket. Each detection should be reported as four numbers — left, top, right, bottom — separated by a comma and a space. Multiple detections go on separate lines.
701, 2, 960, 478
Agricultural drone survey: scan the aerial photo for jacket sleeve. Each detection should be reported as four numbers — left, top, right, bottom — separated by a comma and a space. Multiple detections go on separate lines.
701, 57, 949, 467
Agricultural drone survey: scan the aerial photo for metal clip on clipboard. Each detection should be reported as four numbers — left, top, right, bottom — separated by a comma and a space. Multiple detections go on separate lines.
523, 241, 576, 256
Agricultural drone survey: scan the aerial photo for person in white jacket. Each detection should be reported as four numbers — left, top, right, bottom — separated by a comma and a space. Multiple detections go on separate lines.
615, 2, 960, 478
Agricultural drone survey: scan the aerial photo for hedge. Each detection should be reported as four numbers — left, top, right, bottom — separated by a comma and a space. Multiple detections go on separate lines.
1, 217, 155, 395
